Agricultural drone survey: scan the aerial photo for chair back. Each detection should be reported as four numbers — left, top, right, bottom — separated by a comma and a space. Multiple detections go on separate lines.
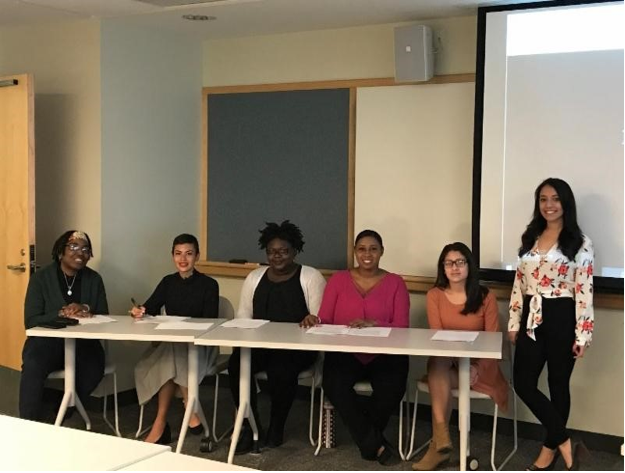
218, 296, 235, 320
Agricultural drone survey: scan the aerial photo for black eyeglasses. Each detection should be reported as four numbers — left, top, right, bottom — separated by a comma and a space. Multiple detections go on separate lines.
66, 244, 91, 254
443, 258, 466, 269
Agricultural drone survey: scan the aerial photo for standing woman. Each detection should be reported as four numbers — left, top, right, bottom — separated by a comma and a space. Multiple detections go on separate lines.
229, 220, 326, 453
509, 178, 593, 471
131, 234, 219, 444
302, 230, 409, 465
20, 230, 108, 421
412, 242, 508, 471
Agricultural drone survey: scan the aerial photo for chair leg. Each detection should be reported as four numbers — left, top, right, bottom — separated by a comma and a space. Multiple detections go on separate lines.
136, 403, 151, 438
494, 389, 518, 470
309, 377, 317, 447
212, 374, 233, 443
314, 389, 325, 456
490, 404, 498, 471
103, 372, 121, 437
398, 394, 406, 460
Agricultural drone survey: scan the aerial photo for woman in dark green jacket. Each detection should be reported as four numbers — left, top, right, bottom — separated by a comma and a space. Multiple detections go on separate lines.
20, 230, 109, 421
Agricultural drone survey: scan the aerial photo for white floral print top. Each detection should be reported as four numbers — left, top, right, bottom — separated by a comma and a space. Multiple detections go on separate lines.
508, 235, 594, 347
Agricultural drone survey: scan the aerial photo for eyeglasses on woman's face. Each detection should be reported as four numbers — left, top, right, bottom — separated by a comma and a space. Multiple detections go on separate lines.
443, 258, 466, 269
66, 243, 91, 254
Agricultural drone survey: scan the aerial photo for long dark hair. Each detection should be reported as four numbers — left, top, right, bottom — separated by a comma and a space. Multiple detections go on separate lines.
518, 178, 584, 261
434, 242, 488, 315
51, 230, 93, 262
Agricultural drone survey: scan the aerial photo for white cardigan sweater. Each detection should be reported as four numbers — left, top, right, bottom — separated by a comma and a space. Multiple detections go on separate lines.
236, 265, 326, 319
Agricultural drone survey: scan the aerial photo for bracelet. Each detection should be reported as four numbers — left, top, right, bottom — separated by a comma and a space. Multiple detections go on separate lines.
82, 304, 90, 313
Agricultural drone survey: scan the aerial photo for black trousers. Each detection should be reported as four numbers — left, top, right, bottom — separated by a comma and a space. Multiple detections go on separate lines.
322, 352, 408, 460
513, 297, 577, 449
228, 348, 317, 434
19, 337, 105, 421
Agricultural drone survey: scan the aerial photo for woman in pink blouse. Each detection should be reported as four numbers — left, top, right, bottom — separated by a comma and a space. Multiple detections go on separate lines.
412, 242, 508, 471
302, 230, 409, 465
509, 178, 593, 471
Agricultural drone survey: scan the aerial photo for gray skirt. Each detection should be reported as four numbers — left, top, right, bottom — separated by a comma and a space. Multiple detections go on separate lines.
134, 342, 217, 406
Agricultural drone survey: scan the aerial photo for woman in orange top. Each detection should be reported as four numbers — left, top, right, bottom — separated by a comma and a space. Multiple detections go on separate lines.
412, 242, 508, 471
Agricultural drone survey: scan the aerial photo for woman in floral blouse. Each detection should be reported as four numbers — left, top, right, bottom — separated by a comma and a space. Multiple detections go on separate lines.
508, 178, 593, 471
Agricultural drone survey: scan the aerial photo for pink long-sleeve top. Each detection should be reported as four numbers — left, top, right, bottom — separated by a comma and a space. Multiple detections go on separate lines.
318, 270, 410, 364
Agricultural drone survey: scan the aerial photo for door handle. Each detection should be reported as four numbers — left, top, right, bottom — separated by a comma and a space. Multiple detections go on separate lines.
7, 263, 26, 272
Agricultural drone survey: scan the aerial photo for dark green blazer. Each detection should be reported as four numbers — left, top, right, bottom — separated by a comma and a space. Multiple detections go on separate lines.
24, 262, 109, 329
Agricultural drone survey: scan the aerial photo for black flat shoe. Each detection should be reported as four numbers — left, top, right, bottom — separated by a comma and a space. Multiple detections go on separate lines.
527, 450, 560, 471
188, 424, 204, 436
155, 423, 171, 445
234, 424, 254, 455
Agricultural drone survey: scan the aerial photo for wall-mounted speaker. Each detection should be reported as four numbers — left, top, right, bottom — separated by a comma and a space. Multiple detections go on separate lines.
394, 25, 434, 82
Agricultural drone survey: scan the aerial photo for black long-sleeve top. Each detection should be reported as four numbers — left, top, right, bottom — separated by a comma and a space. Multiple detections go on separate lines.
24, 262, 109, 329
142, 269, 219, 318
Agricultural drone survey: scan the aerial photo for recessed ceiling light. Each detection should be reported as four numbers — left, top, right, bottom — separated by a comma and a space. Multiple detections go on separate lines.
182, 14, 216, 21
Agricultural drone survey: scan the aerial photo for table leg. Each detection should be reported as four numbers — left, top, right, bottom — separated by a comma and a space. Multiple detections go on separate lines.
227, 347, 256, 464
54, 338, 76, 426
177, 343, 207, 453
458, 357, 470, 471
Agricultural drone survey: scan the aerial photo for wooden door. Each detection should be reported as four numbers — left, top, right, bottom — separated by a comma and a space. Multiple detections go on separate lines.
0, 74, 35, 370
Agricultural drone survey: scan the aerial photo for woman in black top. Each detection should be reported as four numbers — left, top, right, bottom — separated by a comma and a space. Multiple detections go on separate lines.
229, 221, 326, 454
131, 234, 219, 444
20, 230, 108, 421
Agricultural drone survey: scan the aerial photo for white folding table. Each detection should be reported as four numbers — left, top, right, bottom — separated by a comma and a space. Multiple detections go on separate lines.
195, 322, 502, 470
0, 414, 170, 471
26, 316, 227, 452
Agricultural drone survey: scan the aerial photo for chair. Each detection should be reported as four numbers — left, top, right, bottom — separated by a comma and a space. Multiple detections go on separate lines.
406, 341, 518, 471
135, 296, 234, 444
48, 340, 120, 437
314, 380, 409, 460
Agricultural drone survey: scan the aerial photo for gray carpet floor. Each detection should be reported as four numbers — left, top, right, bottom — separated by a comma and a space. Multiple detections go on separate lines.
1, 372, 621, 471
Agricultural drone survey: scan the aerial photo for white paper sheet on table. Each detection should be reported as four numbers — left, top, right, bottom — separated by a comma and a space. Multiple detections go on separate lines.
306, 325, 350, 335
155, 322, 213, 331
79, 315, 116, 325
431, 330, 479, 342
221, 319, 269, 329
347, 327, 392, 337
134, 315, 189, 324
306, 325, 392, 337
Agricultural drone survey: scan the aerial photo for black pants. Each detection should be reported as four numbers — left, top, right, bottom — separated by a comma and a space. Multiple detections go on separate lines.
228, 348, 317, 434
513, 297, 576, 449
322, 352, 408, 460
19, 337, 105, 421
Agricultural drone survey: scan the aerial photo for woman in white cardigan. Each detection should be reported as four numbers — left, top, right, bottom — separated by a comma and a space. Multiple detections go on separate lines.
228, 220, 326, 454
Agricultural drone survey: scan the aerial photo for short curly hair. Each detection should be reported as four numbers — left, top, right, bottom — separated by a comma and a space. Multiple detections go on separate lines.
258, 220, 305, 253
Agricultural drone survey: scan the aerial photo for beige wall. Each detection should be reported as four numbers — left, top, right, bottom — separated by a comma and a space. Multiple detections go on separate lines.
0, 20, 102, 269
203, 16, 476, 86
204, 17, 623, 437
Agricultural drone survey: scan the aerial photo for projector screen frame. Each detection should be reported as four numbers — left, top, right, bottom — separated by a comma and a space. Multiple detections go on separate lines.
471, 0, 624, 295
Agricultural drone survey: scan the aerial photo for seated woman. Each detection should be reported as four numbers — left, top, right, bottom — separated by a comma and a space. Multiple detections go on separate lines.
20, 230, 108, 421
131, 233, 219, 444
229, 220, 326, 454
302, 229, 409, 465
412, 242, 508, 471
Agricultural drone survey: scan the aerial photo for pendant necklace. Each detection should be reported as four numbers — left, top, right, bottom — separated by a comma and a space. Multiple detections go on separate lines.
63, 273, 76, 296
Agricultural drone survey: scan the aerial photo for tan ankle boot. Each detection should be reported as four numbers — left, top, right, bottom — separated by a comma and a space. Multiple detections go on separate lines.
432, 421, 452, 452
412, 440, 450, 471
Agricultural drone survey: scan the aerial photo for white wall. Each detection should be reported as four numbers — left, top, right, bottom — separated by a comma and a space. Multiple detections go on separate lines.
99, 20, 203, 390
0, 20, 102, 268
203, 17, 623, 437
